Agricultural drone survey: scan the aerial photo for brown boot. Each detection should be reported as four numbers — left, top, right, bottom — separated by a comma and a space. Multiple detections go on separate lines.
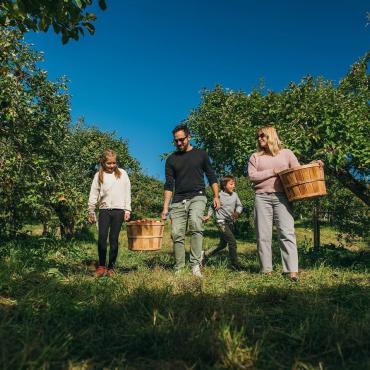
288, 272, 299, 282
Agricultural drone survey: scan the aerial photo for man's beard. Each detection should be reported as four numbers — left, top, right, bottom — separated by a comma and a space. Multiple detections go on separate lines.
177, 143, 188, 152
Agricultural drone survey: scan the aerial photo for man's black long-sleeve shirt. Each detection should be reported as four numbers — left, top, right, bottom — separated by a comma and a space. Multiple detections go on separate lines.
164, 148, 218, 203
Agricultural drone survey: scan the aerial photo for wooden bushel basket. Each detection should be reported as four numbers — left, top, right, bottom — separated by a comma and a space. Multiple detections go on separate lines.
127, 220, 164, 251
278, 163, 327, 202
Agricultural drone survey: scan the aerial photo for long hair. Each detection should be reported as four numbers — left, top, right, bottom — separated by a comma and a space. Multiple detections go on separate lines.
98, 149, 121, 184
256, 125, 283, 156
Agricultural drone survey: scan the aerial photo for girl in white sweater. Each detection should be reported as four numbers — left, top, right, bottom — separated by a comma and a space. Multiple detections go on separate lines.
88, 149, 131, 277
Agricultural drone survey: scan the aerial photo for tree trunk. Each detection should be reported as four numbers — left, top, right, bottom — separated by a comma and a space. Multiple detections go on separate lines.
42, 222, 49, 236
53, 203, 75, 239
60, 223, 75, 239
313, 200, 320, 249
327, 168, 369, 207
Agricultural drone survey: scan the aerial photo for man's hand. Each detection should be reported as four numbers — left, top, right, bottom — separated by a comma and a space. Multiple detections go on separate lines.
161, 208, 169, 221
162, 190, 172, 222
213, 196, 221, 210
88, 213, 95, 224
211, 182, 220, 210
124, 211, 131, 222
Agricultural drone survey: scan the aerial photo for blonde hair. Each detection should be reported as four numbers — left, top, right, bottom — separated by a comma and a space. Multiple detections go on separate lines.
98, 149, 121, 184
256, 125, 283, 156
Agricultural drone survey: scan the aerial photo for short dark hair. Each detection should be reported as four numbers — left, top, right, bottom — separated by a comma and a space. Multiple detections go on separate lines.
172, 123, 190, 136
220, 175, 235, 191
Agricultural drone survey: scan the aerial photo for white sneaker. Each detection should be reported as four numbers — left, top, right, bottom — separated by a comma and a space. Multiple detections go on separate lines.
192, 265, 203, 278
174, 269, 185, 277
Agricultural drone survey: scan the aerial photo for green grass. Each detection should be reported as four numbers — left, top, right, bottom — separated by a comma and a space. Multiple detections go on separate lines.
0, 224, 369, 369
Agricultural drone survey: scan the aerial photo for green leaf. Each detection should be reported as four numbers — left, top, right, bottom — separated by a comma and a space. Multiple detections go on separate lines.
75, 0, 83, 9
84, 22, 95, 34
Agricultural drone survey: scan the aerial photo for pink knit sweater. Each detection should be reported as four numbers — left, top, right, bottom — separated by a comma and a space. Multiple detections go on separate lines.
247, 149, 300, 193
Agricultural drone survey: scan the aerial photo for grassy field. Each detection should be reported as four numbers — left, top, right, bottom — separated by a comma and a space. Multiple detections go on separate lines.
0, 223, 369, 370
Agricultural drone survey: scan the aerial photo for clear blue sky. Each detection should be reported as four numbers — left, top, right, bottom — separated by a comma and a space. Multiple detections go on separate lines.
26, 0, 369, 179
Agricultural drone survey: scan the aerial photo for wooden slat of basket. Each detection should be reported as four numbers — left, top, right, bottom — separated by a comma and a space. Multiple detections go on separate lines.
128, 236, 163, 239
127, 222, 164, 251
278, 163, 327, 201
284, 177, 324, 189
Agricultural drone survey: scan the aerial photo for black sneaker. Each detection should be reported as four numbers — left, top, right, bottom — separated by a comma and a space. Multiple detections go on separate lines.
200, 251, 207, 267
230, 263, 242, 271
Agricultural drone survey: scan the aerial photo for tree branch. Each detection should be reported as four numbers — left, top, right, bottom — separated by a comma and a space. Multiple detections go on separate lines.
326, 167, 370, 207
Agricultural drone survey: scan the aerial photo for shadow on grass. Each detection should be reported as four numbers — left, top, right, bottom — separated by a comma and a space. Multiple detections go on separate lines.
299, 243, 370, 271
203, 250, 260, 273
203, 239, 370, 274
3, 235, 369, 279
72, 227, 96, 243
143, 252, 174, 270
0, 234, 93, 275
0, 265, 369, 370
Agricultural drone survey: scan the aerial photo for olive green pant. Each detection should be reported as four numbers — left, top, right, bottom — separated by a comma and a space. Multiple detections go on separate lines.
170, 195, 207, 271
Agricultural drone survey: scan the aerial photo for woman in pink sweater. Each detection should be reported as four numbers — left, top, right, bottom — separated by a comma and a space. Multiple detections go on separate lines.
247, 125, 300, 281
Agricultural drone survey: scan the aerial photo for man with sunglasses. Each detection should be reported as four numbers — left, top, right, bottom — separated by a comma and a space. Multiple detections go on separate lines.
161, 124, 220, 277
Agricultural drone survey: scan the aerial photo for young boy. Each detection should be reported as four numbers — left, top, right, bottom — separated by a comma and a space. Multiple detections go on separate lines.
202, 175, 243, 268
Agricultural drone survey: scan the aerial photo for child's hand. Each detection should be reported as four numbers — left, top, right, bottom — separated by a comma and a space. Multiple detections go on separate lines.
88, 213, 95, 224
202, 215, 210, 222
124, 211, 131, 222
232, 212, 240, 220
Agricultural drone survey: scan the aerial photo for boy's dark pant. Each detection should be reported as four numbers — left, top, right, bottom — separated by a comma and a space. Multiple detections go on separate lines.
205, 221, 238, 265
98, 209, 124, 268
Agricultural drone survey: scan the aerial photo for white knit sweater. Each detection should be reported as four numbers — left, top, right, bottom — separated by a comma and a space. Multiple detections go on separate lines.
88, 168, 131, 213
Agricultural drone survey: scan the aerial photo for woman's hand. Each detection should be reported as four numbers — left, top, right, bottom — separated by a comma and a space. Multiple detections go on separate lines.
312, 159, 324, 167
124, 211, 131, 222
273, 167, 285, 175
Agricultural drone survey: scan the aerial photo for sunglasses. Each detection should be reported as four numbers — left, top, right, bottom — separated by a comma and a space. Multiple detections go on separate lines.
256, 133, 266, 140
174, 136, 188, 143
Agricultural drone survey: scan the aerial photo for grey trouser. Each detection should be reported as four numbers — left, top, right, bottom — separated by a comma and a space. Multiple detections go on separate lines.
254, 193, 298, 273
205, 221, 238, 265
170, 195, 207, 271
